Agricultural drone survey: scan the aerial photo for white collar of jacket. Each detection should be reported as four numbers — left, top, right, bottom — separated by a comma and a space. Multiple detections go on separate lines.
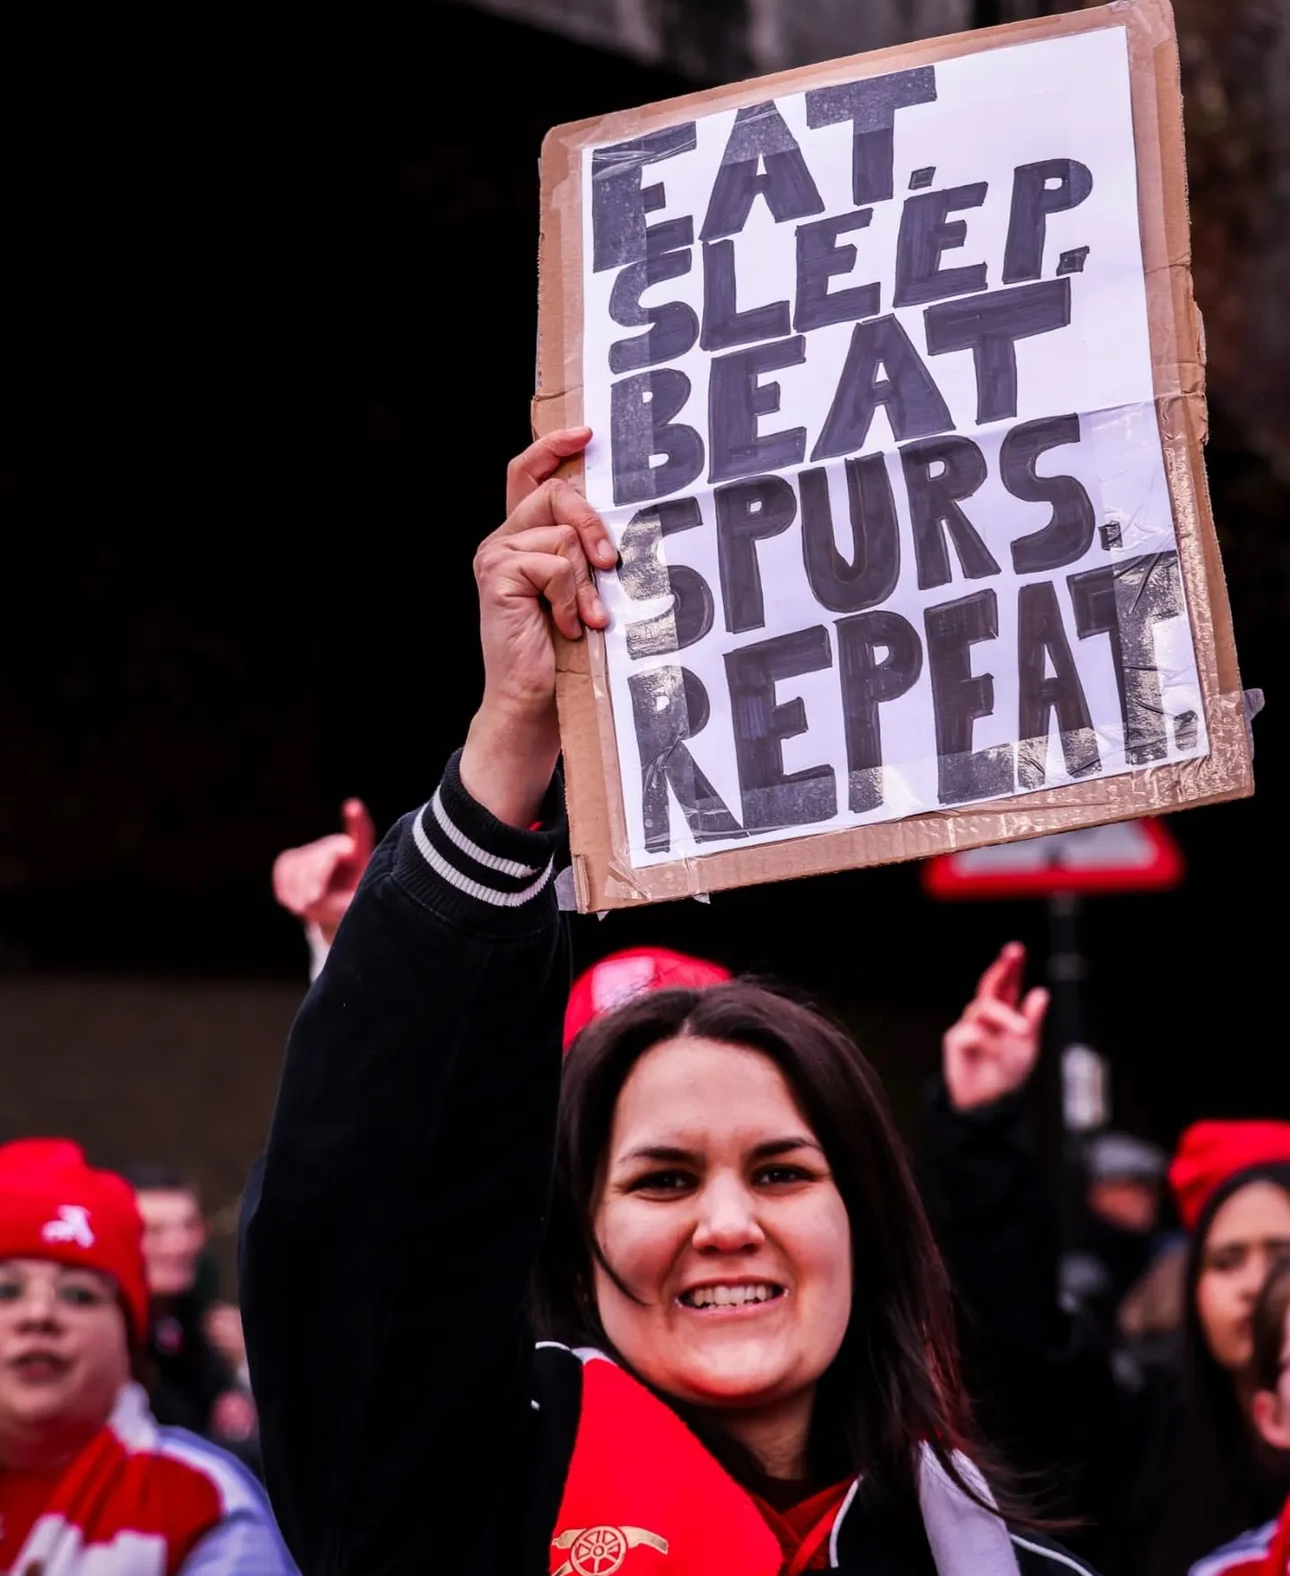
911, 1445, 1020, 1576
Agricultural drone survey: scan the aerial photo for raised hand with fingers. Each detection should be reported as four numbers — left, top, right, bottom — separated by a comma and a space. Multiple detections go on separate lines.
943, 942, 1050, 1112
271, 798, 377, 945
460, 426, 615, 829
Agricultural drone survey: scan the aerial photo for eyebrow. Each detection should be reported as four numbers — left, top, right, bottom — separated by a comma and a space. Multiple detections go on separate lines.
619, 1135, 824, 1166
1208, 1233, 1290, 1251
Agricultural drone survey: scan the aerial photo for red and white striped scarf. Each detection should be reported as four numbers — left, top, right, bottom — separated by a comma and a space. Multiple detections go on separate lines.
8, 1384, 229, 1576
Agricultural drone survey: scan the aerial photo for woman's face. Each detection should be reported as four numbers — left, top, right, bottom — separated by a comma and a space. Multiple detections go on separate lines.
1196, 1181, 1290, 1370
592, 1036, 852, 1416
0, 1259, 129, 1448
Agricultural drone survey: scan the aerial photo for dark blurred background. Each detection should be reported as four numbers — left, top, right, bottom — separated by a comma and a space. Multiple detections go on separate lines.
0, 0, 1285, 1247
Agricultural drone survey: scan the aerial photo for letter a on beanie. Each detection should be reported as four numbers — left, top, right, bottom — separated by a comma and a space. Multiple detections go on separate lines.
0, 1140, 150, 1341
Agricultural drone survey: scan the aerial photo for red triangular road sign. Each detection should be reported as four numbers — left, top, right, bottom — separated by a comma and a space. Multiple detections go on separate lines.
923, 818, 1185, 900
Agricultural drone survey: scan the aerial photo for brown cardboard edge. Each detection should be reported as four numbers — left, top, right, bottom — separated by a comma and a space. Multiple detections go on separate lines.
537, 0, 1253, 913
536, 118, 641, 908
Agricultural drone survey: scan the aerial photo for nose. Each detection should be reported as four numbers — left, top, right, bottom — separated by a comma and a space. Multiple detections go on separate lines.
691, 1173, 764, 1256
14, 1284, 61, 1330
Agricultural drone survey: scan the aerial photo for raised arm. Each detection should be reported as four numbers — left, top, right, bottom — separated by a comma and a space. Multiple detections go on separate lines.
924, 943, 1058, 1357
923, 944, 1119, 1517
272, 798, 376, 979
240, 430, 613, 1576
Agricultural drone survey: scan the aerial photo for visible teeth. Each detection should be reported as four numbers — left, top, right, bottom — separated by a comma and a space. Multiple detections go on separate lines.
684, 1283, 779, 1308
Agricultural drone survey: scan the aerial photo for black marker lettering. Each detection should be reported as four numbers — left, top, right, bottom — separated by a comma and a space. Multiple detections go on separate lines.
609, 249, 699, 374
724, 626, 837, 831
901, 434, 999, 589
611, 369, 705, 506
836, 609, 923, 812
708, 337, 807, 484
1068, 551, 1186, 765
1003, 159, 1094, 284
813, 315, 953, 461
701, 101, 825, 241
793, 210, 880, 332
628, 665, 746, 854
800, 454, 900, 613
716, 475, 797, 634
924, 279, 1071, 424
701, 240, 791, 352
805, 68, 938, 205
925, 589, 1015, 805
1003, 414, 1095, 573
591, 125, 697, 272
1016, 580, 1099, 788
617, 497, 714, 658
892, 182, 988, 307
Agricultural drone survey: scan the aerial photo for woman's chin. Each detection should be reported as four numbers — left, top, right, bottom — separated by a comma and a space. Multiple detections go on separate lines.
661, 1345, 803, 1409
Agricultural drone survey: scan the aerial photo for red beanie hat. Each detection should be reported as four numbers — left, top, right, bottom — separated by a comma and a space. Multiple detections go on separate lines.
0, 1139, 149, 1343
564, 946, 732, 1051
1168, 1120, 1290, 1232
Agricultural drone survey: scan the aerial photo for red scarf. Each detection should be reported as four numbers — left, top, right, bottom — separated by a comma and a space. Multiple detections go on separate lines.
0, 1384, 224, 1576
752, 1482, 855, 1574
550, 1355, 851, 1576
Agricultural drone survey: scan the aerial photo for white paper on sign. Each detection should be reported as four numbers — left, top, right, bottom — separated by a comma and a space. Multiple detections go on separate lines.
578, 26, 1208, 870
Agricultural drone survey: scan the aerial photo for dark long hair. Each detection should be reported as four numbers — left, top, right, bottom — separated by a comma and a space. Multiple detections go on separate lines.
1152, 1163, 1290, 1575
530, 980, 1002, 1512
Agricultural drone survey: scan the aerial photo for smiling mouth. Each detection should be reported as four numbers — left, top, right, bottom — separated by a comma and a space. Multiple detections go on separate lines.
677, 1282, 786, 1310
10, 1353, 71, 1382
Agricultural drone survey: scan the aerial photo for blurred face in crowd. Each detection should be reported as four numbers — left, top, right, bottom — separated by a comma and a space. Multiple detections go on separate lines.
0, 1259, 129, 1465
1088, 1177, 1160, 1236
592, 1037, 852, 1433
135, 1188, 205, 1297
1196, 1181, 1290, 1370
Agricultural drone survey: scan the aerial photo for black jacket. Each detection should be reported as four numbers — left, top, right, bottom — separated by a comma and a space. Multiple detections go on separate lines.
240, 754, 1099, 1576
920, 1084, 1124, 1539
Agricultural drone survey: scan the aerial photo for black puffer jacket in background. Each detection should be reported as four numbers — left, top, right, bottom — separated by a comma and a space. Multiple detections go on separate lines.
921, 1087, 1124, 1549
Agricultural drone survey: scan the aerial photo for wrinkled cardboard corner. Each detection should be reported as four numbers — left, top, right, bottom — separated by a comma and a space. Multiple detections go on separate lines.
537, 0, 1253, 913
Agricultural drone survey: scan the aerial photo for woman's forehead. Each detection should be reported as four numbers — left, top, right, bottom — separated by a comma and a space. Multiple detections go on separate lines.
1206, 1179, 1290, 1246
609, 1036, 811, 1147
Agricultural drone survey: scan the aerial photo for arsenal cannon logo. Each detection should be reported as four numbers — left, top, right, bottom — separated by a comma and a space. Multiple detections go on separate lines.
551, 1525, 669, 1575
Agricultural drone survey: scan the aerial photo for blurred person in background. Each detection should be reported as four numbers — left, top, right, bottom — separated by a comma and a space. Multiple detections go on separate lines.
1060, 1129, 1172, 1341
923, 946, 1290, 1575
1187, 1258, 1290, 1575
0, 1140, 293, 1574
1059, 1128, 1189, 1411
124, 1167, 257, 1458
1160, 1125, 1290, 1568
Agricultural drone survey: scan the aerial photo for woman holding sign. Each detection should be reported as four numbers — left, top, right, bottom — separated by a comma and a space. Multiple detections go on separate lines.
240, 430, 1097, 1576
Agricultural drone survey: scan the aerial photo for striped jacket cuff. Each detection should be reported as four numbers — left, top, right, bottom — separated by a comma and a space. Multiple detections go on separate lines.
392, 749, 566, 929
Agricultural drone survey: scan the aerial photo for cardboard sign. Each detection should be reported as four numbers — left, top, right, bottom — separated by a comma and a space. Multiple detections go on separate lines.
538, 0, 1252, 912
